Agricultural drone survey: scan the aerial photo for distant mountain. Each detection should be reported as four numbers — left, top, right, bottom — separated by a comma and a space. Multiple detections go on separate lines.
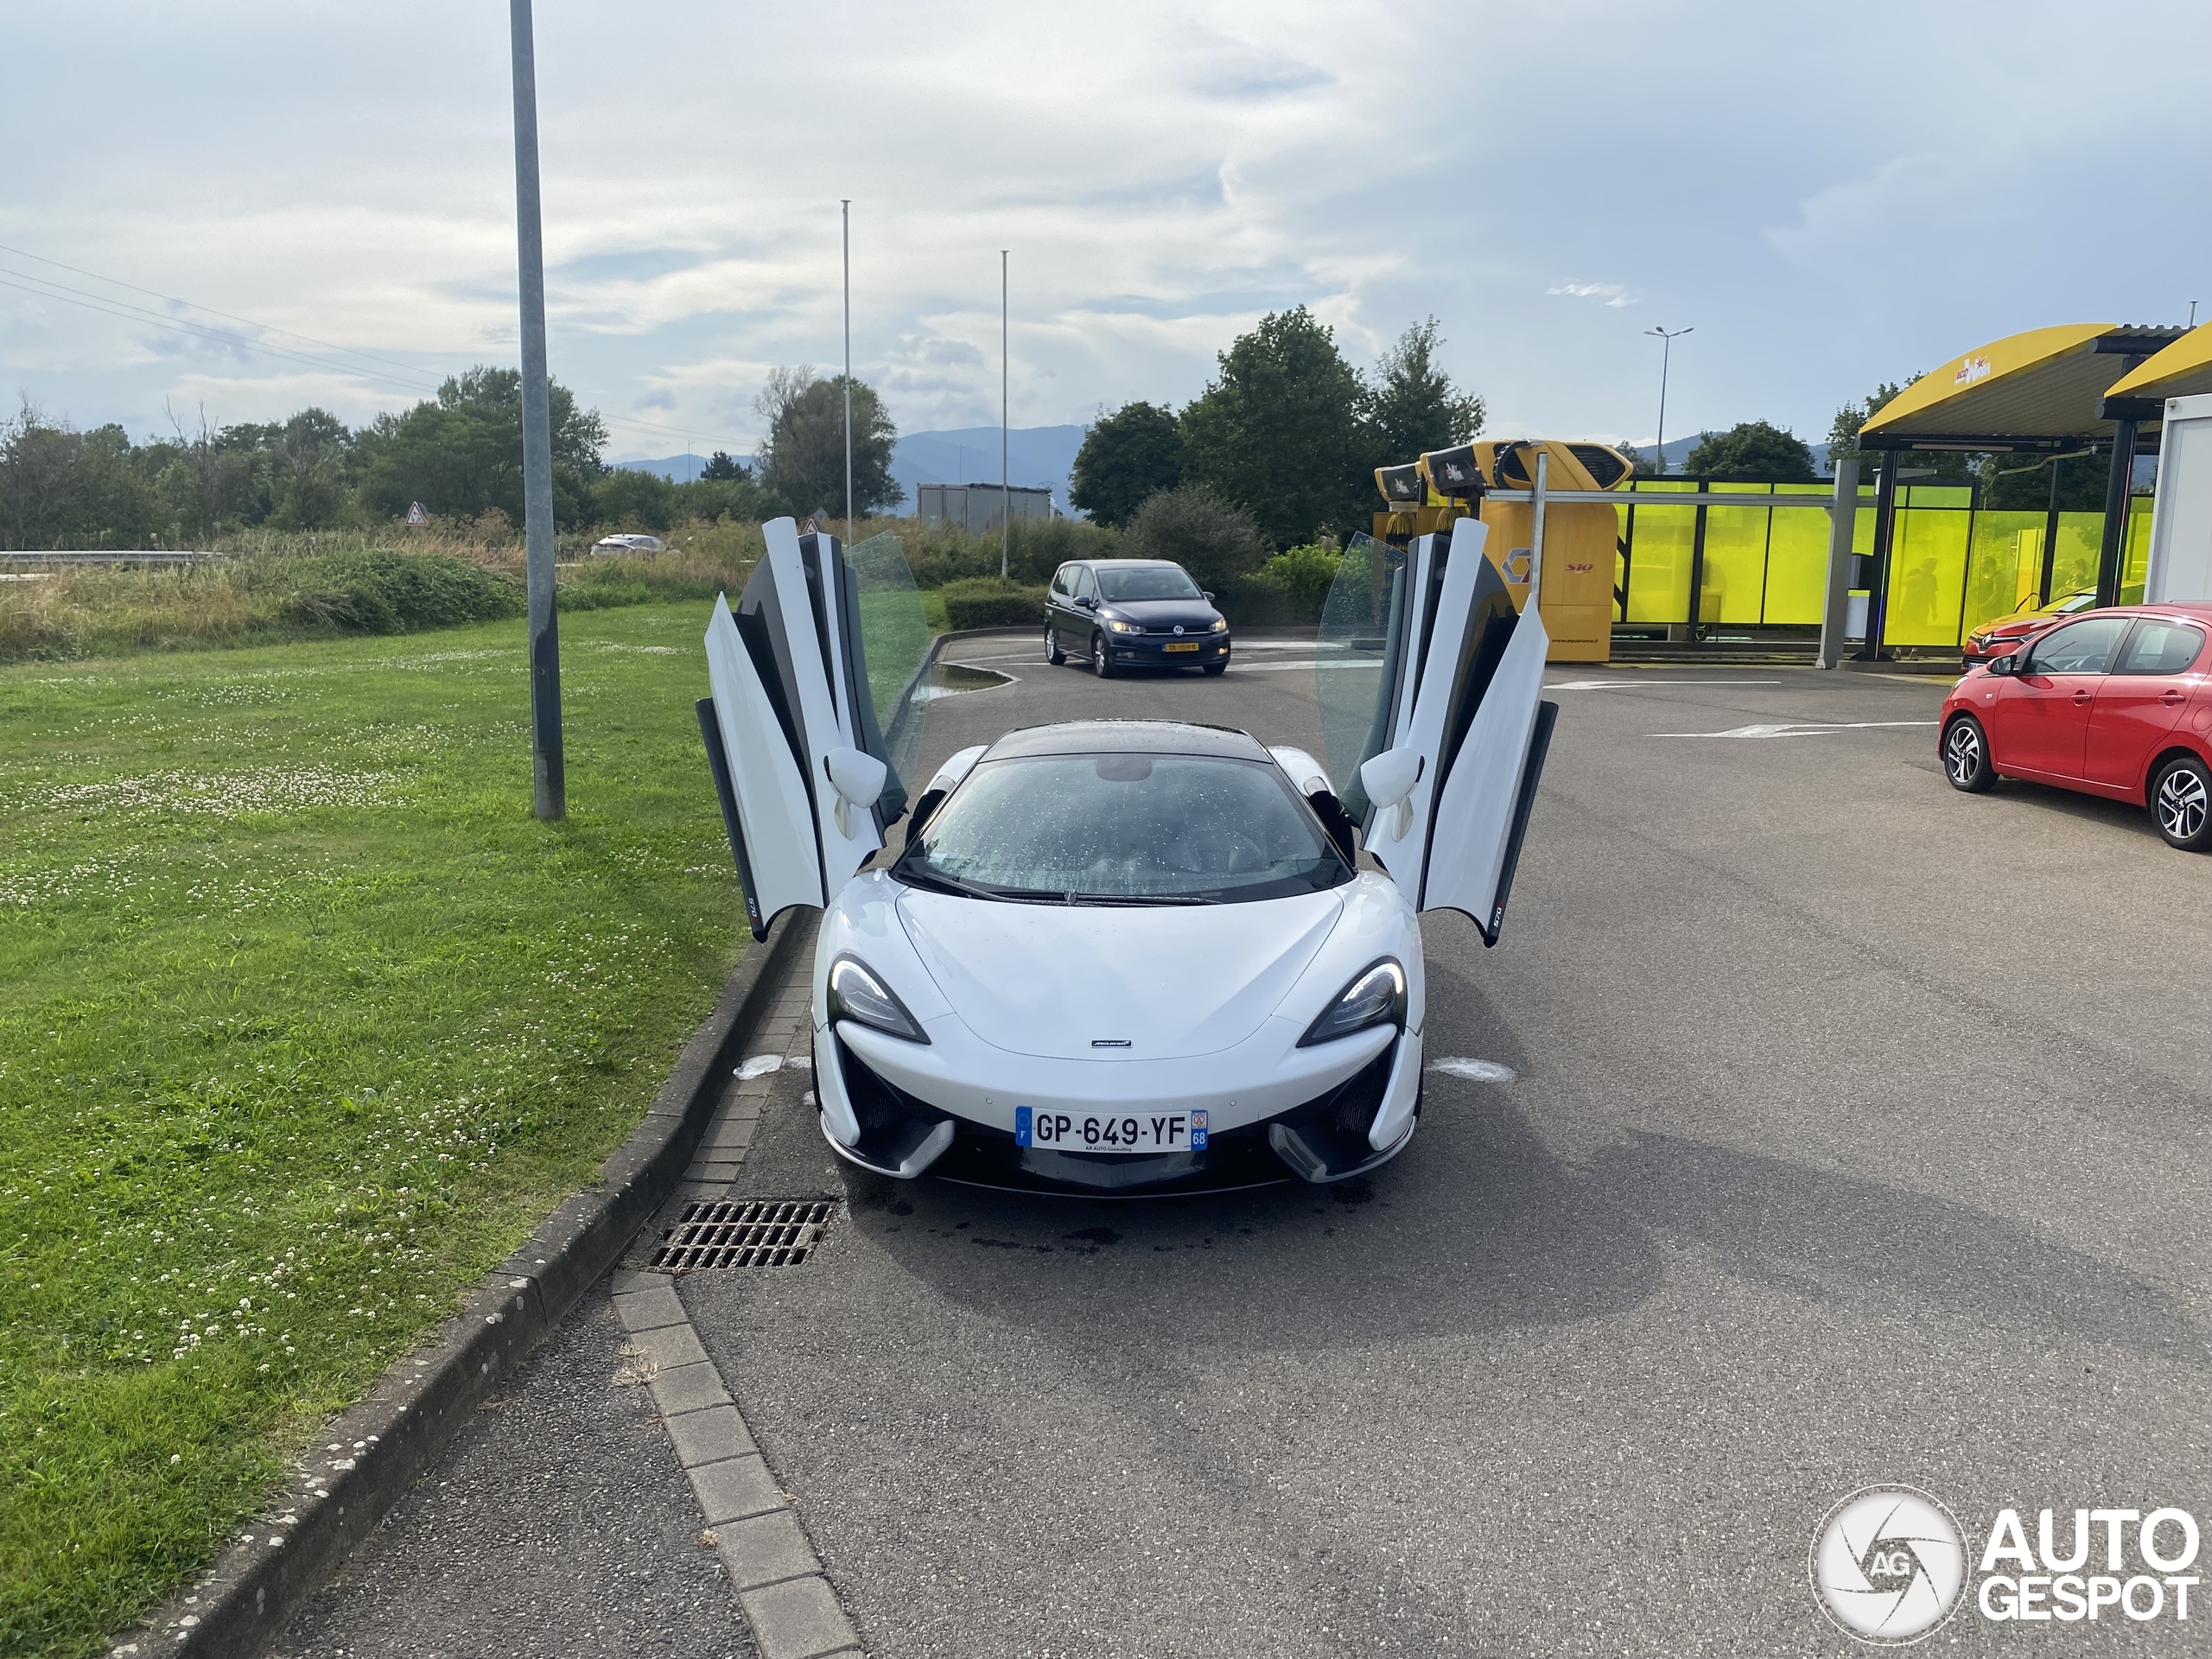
610, 423, 1092, 513
891, 424, 1089, 518
612, 453, 715, 483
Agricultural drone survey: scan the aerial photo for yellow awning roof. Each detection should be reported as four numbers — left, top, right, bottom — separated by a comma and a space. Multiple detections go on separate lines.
2103, 323, 2212, 403
1859, 323, 2143, 444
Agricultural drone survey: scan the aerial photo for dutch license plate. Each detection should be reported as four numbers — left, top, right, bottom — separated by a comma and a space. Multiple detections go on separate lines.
1016, 1107, 1208, 1153
1163, 641, 1200, 652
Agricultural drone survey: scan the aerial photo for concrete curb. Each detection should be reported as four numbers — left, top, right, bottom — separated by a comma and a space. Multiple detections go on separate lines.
130, 914, 810, 1659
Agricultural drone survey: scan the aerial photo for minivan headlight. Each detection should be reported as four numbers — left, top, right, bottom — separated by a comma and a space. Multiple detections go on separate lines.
1211, 617, 1229, 632
1106, 618, 1142, 634
828, 955, 930, 1044
1298, 959, 1406, 1046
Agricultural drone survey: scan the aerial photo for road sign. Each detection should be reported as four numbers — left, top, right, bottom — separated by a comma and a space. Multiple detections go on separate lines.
404, 501, 429, 528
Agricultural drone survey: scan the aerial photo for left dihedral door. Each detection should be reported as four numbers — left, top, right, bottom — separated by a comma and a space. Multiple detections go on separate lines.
1315, 521, 1559, 944
700, 518, 931, 938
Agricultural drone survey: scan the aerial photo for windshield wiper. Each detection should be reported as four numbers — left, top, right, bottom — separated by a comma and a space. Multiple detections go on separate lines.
1065, 891, 1219, 906
893, 866, 1062, 903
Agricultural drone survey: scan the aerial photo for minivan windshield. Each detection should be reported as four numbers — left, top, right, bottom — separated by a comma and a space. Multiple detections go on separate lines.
1097, 566, 1202, 603
893, 753, 1351, 904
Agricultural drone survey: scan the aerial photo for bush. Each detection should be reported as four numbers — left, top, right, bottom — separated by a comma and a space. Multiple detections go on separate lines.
939, 576, 1047, 631
1119, 485, 1267, 594
270, 552, 524, 634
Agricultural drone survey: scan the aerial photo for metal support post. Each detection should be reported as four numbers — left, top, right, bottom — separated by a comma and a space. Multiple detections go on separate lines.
2094, 420, 2139, 607
999, 250, 1010, 581
508, 0, 563, 820
1529, 450, 1548, 607
2039, 456, 2063, 604
842, 199, 853, 550
1858, 457, 1899, 661
1816, 458, 1860, 669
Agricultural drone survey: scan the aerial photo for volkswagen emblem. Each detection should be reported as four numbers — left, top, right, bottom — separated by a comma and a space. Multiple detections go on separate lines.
1173, 624, 1185, 636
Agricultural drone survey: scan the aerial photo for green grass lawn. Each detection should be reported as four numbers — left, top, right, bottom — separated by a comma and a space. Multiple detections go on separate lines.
0, 605, 747, 1657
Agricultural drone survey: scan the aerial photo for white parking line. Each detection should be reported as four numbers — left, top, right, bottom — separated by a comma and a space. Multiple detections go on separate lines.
1650, 720, 1938, 739
1546, 679, 1782, 690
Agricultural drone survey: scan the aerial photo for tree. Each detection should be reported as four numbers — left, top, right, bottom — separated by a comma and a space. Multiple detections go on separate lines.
1118, 483, 1268, 594
1614, 439, 1659, 477
1367, 318, 1484, 466
355, 365, 607, 526
1179, 307, 1373, 549
753, 366, 902, 519
1684, 420, 1816, 479
700, 449, 748, 481
1070, 401, 1181, 526
1828, 375, 1976, 484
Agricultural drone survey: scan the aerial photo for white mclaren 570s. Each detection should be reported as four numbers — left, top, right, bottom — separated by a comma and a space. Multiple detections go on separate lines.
697, 516, 1555, 1196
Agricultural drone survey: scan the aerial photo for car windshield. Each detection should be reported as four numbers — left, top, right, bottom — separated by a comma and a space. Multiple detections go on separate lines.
1097, 566, 1201, 602
893, 753, 1351, 904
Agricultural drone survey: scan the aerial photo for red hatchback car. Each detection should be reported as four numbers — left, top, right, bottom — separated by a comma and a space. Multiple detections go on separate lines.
1941, 604, 2212, 849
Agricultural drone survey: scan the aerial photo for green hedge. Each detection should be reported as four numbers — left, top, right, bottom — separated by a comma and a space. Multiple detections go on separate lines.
939, 577, 1048, 631
270, 552, 524, 634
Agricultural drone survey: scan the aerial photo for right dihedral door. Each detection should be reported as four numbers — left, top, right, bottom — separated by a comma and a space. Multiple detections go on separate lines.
1315, 521, 1559, 944
699, 518, 932, 938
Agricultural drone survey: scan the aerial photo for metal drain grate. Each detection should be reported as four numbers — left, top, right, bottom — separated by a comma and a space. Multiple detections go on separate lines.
652, 1198, 835, 1270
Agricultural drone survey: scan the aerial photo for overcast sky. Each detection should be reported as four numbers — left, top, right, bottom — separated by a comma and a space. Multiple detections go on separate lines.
4, 1, 2209, 461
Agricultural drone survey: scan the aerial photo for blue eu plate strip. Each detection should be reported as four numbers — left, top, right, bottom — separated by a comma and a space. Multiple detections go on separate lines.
1014, 1105, 1033, 1147
1190, 1109, 1208, 1150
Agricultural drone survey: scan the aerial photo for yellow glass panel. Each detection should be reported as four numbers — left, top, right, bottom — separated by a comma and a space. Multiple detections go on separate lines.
2119, 496, 2155, 603
2050, 513, 2101, 596
1761, 484, 1833, 624
1885, 503, 1971, 645
1700, 488, 1770, 625
1619, 485, 1696, 623
1963, 512, 2046, 634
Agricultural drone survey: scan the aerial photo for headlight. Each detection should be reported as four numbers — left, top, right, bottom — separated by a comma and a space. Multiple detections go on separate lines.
827, 954, 930, 1044
1298, 958, 1406, 1046
1211, 617, 1229, 632
1106, 618, 1141, 634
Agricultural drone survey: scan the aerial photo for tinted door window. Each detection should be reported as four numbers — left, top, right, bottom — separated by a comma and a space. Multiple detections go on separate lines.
1074, 567, 1097, 602
1050, 565, 1072, 598
2113, 620, 2207, 675
2024, 617, 2129, 675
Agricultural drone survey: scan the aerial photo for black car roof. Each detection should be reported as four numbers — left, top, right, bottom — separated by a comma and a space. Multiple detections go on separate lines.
1079, 558, 1183, 569
982, 719, 1268, 761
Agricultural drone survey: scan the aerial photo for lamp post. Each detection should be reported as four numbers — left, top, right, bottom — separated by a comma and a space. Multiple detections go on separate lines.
842, 199, 853, 549
1000, 249, 1010, 580
1644, 325, 1692, 474
508, 0, 563, 821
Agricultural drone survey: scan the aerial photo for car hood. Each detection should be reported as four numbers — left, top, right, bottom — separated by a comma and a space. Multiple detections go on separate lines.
894, 887, 1344, 1059
1099, 599, 1222, 630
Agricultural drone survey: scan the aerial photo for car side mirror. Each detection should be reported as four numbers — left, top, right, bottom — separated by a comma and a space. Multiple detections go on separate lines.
1987, 653, 2018, 677
824, 747, 887, 836
1077, 594, 1096, 609
1359, 747, 1424, 838
1202, 591, 1216, 603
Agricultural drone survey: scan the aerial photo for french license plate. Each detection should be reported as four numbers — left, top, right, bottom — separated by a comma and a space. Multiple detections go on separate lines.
1163, 641, 1200, 652
1016, 1107, 1208, 1153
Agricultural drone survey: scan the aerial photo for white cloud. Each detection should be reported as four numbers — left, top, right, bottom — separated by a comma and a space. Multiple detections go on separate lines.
3, 0, 2210, 456
1548, 282, 1638, 308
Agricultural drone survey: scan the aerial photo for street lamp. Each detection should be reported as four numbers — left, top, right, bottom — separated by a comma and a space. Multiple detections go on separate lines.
1644, 326, 1692, 475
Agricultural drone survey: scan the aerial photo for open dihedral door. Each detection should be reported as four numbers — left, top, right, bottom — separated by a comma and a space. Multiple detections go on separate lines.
1313, 522, 1559, 944
699, 518, 931, 939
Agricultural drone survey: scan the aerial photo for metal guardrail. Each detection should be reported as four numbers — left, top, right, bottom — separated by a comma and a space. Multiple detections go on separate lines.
0, 550, 224, 565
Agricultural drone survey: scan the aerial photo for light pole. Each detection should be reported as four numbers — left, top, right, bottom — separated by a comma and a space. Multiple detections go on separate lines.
1000, 249, 1010, 580
1644, 326, 1692, 475
842, 199, 853, 549
508, 0, 563, 821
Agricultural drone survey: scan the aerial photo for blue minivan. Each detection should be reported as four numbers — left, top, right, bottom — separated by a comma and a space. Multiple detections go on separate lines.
1045, 559, 1230, 678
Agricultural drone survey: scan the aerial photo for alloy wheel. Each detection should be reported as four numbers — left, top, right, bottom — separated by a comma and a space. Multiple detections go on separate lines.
2157, 765, 2208, 842
1944, 721, 1980, 785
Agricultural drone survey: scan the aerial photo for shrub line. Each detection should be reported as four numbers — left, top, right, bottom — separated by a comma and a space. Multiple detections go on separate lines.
126, 912, 813, 1659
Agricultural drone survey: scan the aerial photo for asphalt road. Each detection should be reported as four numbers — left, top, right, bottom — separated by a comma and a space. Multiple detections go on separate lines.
291, 632, 2212, 1656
